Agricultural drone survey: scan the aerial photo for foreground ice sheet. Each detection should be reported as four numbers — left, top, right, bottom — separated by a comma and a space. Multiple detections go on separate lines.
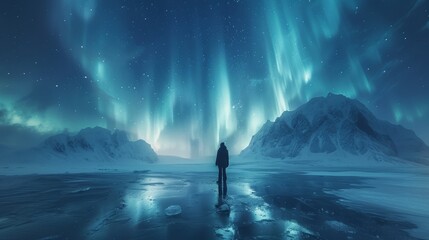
0, 160, 428, 239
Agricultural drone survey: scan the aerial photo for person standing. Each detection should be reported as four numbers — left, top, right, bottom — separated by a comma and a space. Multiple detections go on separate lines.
215, 142, 229, 198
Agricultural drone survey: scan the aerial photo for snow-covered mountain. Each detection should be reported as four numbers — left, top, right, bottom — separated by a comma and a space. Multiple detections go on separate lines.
41, 127, 158, 163
242, 93, 429, 164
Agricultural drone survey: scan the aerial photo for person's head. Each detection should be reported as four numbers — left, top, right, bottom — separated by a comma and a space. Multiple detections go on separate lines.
220, 142, 225, 148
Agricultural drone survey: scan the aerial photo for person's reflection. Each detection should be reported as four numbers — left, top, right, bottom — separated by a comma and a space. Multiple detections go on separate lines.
215, 142, 229, 198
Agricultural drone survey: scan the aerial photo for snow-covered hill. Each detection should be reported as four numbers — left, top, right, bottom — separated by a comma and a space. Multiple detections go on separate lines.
41, 127, 158, 163
242, 93, 429, 164
0, 127, 157, 174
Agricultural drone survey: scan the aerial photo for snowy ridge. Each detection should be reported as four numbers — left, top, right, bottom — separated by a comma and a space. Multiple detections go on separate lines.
242, 93, 429, 164
40, 127, 158, 163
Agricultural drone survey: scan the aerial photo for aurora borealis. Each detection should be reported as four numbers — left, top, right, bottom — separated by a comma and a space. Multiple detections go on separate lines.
1, 0, 428, 157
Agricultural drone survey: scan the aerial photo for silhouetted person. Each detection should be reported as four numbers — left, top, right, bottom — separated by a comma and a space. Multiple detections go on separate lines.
216, 142, 229, 198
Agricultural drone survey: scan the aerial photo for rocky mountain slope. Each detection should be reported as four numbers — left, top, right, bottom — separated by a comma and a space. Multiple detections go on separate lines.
242, 93, 429, 164
41, 126, 157, 163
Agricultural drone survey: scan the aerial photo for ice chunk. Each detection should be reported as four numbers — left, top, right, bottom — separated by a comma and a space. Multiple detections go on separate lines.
284, 220, 314, 237
165, 205, 182, 216
215, 226, 235, 239
325, 220, 354, 233
217, 203, 230, 213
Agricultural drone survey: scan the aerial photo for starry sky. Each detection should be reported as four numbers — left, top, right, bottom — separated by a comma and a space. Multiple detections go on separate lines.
0, 0, 428, 158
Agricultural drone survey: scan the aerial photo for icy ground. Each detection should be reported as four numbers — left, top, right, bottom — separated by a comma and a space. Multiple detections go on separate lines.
0, 157, 428, 239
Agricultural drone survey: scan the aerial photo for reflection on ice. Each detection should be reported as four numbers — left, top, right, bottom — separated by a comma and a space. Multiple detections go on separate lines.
235, 183, 274, 222
253, 203, 272, 222
124, 178, 162, 223
215, 226, 235, 239
239, 182, 257, 198
0, 169, 424, 239
284, 220, 314, 239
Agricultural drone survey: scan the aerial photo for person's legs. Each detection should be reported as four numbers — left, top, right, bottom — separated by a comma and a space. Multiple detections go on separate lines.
218, 167, 222, 184
217, 167, 222, 196
222, 167, 227, 197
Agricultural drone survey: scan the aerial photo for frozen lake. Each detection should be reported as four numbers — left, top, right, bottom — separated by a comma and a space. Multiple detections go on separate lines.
0, 162, 428, 239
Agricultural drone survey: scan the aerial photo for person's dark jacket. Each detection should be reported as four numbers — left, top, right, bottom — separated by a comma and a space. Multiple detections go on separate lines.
216, 144, 229, 168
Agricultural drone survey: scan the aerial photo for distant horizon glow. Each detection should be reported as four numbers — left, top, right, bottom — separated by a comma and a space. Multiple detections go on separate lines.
0, 1, 428, 158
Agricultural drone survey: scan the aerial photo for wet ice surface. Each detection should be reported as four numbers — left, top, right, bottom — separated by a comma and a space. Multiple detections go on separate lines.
0, 165, 427, 239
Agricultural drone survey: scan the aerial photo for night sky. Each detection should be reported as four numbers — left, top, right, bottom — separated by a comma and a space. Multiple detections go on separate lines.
1, 0, 428, 157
